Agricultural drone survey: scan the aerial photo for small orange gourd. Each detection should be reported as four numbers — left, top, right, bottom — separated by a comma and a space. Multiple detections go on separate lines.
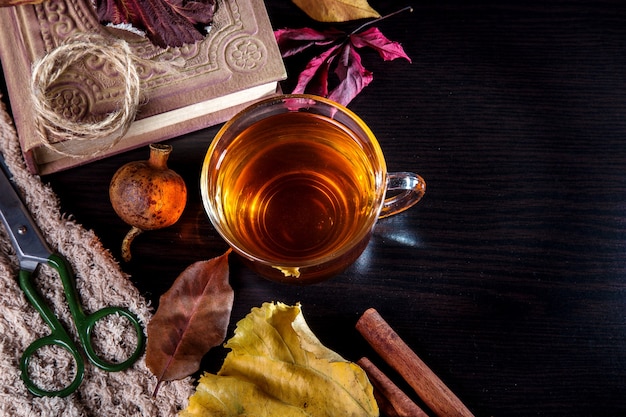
109, 143, 187, 262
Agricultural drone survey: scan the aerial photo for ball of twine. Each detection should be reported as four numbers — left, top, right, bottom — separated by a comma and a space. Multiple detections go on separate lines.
31, 32, 141, 158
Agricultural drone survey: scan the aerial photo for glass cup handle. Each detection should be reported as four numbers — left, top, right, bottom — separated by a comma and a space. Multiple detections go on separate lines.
379, 172, 426, 218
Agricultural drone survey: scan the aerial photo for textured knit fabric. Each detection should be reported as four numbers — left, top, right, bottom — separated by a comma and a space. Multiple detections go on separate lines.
0, 95, 194, 416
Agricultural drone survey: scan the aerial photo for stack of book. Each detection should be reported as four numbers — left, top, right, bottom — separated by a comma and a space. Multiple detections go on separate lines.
0, 0, 286, 174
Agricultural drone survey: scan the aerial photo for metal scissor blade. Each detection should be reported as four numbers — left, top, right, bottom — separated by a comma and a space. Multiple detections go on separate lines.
0, 154, 52, 271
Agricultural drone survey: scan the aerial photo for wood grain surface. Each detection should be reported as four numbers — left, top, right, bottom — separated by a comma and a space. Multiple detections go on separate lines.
5, 1, 624, 415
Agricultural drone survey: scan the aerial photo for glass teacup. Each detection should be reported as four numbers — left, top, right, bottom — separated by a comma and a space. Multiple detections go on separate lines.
201, 94, 425, 284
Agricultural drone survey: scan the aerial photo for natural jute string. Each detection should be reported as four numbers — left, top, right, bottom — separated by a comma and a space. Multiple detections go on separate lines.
30, 32, 141, 158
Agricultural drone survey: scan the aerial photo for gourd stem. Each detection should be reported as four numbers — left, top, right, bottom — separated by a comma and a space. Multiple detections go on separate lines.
121, 226, 143, 262
148, 143, 172, 170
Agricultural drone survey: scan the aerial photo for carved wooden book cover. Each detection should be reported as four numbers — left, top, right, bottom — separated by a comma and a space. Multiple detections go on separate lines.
0, 0, 286, 174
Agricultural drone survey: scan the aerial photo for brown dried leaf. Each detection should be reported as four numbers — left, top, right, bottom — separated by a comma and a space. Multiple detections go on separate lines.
146, 249, 233, 394
291, 0, 380, 22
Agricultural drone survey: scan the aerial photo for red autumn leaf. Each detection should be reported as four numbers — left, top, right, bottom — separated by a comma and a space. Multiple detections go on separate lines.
349, 27, 412, 62
96, 0, 216, 48
275, 27, 343, 57
328, 43, 373, 106
274, 9, 411, 106
146, 249, 233, 395
292, 43, 342, 98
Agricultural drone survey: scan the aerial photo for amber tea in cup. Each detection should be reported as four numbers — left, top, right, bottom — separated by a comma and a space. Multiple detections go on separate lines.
201, 95, 425, 284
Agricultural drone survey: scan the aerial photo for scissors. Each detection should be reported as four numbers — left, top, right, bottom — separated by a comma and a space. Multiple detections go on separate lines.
0, 155, 145, 397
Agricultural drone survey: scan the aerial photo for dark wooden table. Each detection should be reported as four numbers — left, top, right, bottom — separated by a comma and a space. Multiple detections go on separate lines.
19, 1, 626, 415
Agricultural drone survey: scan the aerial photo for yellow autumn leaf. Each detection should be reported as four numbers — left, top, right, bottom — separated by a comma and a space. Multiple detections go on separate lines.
292, 0, 380, 22
182, 374, 310, 417
179, 302, 379, 417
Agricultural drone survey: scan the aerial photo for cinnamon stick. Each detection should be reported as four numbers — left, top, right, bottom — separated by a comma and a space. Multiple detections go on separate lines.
356, 308, 474, 417
358, 357, 429, 417
372, 387, 401, 417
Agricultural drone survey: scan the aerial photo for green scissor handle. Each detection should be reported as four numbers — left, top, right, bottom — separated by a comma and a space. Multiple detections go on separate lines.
19, 320, 85, 397
18, 254, 145, 397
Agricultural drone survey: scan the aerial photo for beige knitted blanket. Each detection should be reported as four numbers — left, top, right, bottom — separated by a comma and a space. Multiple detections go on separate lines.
0, 95, 194, 414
